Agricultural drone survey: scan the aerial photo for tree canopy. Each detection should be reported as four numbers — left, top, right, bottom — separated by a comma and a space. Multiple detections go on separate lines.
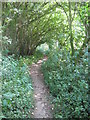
2, 2, 89, 56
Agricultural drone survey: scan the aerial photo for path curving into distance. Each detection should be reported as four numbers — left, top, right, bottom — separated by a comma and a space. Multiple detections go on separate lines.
30, 57, 53, 118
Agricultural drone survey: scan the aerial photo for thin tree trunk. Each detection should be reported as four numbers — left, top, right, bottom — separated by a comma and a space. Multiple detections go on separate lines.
77, 3, 89, 58
69, 2, 74, 56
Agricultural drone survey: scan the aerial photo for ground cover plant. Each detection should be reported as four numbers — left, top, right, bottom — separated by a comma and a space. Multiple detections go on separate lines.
1, 56, 33, 118
42, 48, 89, 118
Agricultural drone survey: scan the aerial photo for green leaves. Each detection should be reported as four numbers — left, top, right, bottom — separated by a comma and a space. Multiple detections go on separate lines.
3, 92, 16, 100
2, 56, 33, 118
3, 100, 8, 107
42, 49, 88, 118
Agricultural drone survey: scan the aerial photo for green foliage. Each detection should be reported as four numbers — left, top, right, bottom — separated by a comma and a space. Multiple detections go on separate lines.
1, 2, 89, 119
1, 56, 34, 118
42, 48, 88, 118
2, 2, 89, 57
2, 3, 59, 56
36, 43, 50, 55
18, 50, 44, 66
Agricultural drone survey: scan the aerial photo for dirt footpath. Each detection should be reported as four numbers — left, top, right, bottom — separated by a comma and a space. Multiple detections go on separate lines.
30, 57, 53, 118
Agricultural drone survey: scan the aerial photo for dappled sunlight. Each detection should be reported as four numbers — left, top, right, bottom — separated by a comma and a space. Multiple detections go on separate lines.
2, 1, 89, 119
32, 64, 39, 67
30, 57, 53, 118
34, 93, 41, 98
43, 57, 48, 61
37, 60, 43, 64
37, 57, 48, 64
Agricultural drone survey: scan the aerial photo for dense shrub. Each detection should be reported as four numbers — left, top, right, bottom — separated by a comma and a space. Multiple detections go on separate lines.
42, 48, 89, 118
18, 50, 44, 66
1, 56, 33, 118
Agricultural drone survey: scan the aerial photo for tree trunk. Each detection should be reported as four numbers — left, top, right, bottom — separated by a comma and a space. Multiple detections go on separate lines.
69, 2, 74, 56
77, 3, 89, 58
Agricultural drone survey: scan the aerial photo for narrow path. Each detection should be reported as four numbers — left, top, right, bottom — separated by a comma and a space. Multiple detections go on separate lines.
30, 57, 53, 118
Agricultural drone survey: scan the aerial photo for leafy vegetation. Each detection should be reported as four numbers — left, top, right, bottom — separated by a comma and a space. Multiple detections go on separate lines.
1, 56, 33, 118
1, 1, 89, 119
2, 2, 89, 57
18, 50, 44, 66
42, 48, 89, 118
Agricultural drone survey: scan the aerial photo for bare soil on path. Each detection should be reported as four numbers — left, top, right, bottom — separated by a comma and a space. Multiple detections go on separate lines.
30, 57, 53, 118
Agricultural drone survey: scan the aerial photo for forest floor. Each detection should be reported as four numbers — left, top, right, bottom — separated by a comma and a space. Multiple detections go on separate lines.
30, 56, 53, 118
